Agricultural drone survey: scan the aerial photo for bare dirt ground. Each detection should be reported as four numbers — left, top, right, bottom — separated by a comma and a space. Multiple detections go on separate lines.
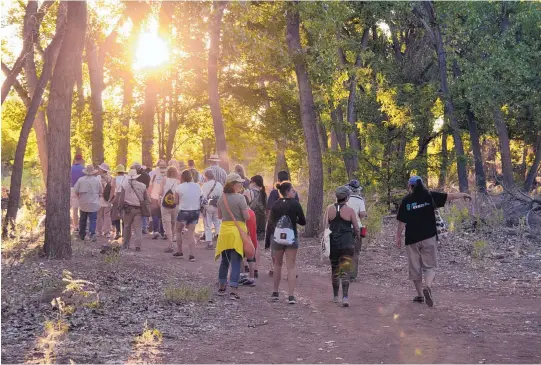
2, 220, 541, 364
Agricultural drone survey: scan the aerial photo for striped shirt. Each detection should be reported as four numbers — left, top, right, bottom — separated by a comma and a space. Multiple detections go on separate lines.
205, 165, 227, 186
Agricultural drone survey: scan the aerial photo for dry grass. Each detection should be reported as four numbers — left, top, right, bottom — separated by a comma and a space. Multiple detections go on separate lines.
164, 284, 211, 303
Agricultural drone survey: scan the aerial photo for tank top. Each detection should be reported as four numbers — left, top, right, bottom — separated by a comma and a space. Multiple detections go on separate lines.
329, 204, 354, 249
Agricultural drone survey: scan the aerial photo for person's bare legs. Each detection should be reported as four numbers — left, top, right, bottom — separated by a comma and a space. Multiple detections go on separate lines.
175, 222, 185, 254
72, 207, 79, 230
424, 268, 435, 288
185, 224, 196, 257
285, 249, 298, 297
273, 250, 285, 292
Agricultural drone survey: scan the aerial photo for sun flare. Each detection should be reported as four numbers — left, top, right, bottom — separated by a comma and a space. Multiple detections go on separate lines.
133, 32, 169, 70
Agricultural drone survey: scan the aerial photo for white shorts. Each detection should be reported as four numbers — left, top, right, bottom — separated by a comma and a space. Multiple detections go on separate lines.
70, 188, 79, 209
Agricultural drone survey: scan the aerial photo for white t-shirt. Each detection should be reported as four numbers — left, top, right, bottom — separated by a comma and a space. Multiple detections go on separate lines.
201, 180, 223, 200
347, 195, 366, 227
175, 182, 201, 211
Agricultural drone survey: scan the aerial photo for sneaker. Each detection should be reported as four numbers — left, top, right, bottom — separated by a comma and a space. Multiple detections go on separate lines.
142, 229, 148, 235
164, 247, 174, 253
342, 297, 349, 307
152, 233, 160, 240
288, 296, 297, 305
332, 296, 340, 303
162, 234, 168, 240
270, 292, 279, 302
242, 279, 256, 287
269, 270, 274, 277
229, 292, 240, 300
188, 255, 195, 262
254, 270, 259, 279
218, 288, 227, 296
135, 247, 141, 252
423, 287, 434, 307
239, 277, 249, 285
172, 252, 184, 258
206, 243, 214, 250
412, 296, 425, 303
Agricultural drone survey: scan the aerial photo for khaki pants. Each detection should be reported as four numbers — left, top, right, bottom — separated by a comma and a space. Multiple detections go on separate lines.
406, 236, 438, 281
97, 206, 112, 234
161, 205, 179, 248
204, 205, 221, 241
123, 206, 142, 248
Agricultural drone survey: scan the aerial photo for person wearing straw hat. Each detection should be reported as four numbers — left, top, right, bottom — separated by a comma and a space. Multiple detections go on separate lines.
204, 154, 227, 186
110, 164, 127, 240
73, 164, 102, 242
121, 168, 150, 251
96, 163, 113, 238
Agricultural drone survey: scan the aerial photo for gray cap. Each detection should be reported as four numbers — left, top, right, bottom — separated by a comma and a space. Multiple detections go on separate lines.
335, 186, 350, 200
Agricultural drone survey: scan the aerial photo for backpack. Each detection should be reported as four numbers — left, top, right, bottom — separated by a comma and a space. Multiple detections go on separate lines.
249, 190, 266, 231
273, 215, 295, 246
103, 182, 112, 201
162, 180, 177, 209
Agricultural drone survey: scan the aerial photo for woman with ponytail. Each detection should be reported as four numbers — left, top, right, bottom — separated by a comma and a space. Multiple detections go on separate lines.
396, 176, 471, 307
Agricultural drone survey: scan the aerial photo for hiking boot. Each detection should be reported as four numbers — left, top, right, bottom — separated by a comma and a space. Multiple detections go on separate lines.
135, 247, 141, 252
332, 296, 340, 303
270, 292, 279, 302
242, 279, 256, 287
239, 277, 249, 285
162, 234, 168, 240
288, 296, 297, 305
152, 233, 160, 240
423, 287, 434, 307
188, 255, 195, 262
342, 297, 349, 307
412, 296, 425, 303
172, 252, 184, 258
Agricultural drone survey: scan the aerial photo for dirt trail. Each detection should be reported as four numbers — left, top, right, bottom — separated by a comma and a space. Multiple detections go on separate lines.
2, 230, 540, 364
128, 234, 541, 364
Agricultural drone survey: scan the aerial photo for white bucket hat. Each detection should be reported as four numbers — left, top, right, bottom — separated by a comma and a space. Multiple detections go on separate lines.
127, 169, 140, 179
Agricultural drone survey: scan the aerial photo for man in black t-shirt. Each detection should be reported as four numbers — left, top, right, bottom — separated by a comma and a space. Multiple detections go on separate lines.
396, 176, 471, 307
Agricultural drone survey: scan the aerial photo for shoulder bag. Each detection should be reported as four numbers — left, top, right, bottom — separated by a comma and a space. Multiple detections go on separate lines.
222, 194, 255, 259
201, 180, 217, 213
130, 180, 151, 217
429, 192, 448, 242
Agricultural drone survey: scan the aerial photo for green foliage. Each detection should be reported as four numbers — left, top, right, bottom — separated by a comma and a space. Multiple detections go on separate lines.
363, 203, 387, 245
472, 239, 488, 260
163, 284, 211, 303
135, 321, 163, 345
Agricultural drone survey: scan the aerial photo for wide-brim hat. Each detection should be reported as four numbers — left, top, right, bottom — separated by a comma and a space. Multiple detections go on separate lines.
225, 172, 245, 185
98, 163, 110, 172
127, 169, 140, 179
208, 154, 221, 162
115, 164, 126, 173
82, 164, 97, 175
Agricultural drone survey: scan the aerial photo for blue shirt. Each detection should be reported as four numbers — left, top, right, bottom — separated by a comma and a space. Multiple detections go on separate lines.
71, 163, 84, 187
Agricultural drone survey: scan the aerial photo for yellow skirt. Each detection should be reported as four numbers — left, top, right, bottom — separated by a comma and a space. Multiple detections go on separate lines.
215, 221, 246, 260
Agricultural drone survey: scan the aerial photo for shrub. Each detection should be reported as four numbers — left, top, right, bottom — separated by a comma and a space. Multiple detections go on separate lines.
164, 284, 211, 303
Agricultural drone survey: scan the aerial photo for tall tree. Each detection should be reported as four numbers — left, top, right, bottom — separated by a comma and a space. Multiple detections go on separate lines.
416, 1, 469, 192
44, 1, 87, 259
141, 76, 159, 167
2, 3, 66, 238
286, 2, 324, 237
524, 132, 541, 192
208, 1, 229, 171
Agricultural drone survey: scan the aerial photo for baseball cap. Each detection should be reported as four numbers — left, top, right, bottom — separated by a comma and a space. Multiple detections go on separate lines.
408, 176, 422, 185
335, 186, 351, 200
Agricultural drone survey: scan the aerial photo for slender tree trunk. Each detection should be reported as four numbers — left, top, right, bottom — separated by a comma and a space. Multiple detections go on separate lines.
438, 131, 448, 189
86, 37, 105, 165
346, 78, 360, 177
493, 108, 514, 188
166, 110, 179, 162
466, 107, 487, 193
208, 1, 229, 171
141, 76, 159, 167
116, 74, 133, 166
274, 139, 289, 180
286, 2, 324, 237
330, 128, 337, 151
2, 5, 66, 238
331, 106, 353, 179
420, 1, 469, 192
524, 132, 541, 192
44, 1, 87, 259
520, 145, 528, 179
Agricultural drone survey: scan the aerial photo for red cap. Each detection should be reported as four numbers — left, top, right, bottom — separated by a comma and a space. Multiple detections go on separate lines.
74, 154, 83, 160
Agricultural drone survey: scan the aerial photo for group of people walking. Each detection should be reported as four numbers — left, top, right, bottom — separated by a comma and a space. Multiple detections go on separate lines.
71, 153, 470, 308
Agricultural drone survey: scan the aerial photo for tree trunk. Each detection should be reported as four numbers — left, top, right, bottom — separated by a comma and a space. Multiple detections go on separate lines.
141, 76, 159, 167
86, 37, 105, 166
44, 1, 87, 259
466, 107, 487, 193
421, 1, 469, 192
346, 77, 360, 177
330, 128, 337, 151
166, 109, 179, 162
116, 74, 133, 166
2, 4, 66, 238
208, 1, 229, 172
274, 139, 289, 180
493, 108, 514, 188
524, 132, 541, 192
286, 2, 324, 237
331, 105, 354, 179
438, 131, 447, 189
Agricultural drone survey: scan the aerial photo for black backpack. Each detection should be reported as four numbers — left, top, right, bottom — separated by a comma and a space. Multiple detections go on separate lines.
103, 182, 112, 201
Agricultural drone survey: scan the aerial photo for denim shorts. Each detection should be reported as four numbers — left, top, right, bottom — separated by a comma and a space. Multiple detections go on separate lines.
177, 210, 200, 225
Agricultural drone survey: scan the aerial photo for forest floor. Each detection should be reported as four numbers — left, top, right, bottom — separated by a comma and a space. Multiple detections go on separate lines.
2, 219, 541, 364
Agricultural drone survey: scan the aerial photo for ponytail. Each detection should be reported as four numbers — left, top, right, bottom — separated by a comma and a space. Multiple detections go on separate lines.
276, 181, 293, 198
